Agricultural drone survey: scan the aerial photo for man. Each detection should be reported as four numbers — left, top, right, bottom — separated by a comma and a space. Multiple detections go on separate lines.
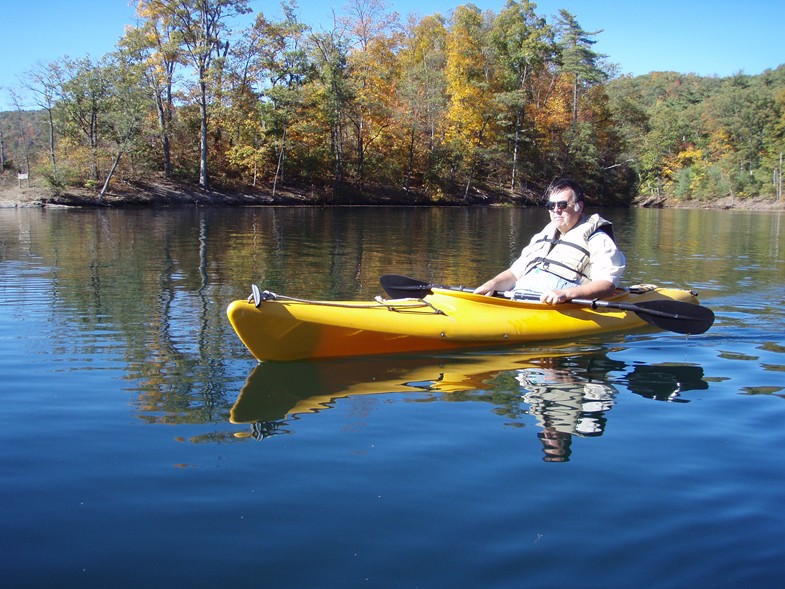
474, 178, 626, 305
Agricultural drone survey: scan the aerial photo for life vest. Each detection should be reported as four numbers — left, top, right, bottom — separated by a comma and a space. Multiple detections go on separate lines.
524, 214, 615, 284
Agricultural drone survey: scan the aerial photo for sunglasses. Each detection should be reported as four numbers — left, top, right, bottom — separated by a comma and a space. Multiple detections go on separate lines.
545, 200, 574, 211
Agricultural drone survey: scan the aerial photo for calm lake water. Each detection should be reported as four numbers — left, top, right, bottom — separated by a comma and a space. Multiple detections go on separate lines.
1, 205, 784, 588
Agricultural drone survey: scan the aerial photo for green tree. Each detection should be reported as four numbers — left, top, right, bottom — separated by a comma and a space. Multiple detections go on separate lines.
125, 3, 183, 177
310, 25, 353, 184
554, 9, 605, 126
396, 14, 448, 196
444, 4, 499, 200
251, 1, 312, 191
763, 82, 785, 199
22, 62, 63, 180
489, 0, 554, 194
56, 56, 111, 182
340, 0, 400, 185
547, 10, 613, 189
139, 0, 251, 189
705, 74, 776, 197
98, 50, 152, 200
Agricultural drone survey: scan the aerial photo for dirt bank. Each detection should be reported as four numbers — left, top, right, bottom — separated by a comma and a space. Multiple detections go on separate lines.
634, 192, 785, 210
0, 175, 454, 208
0, 177, 330, 208
1, 176, 783, 210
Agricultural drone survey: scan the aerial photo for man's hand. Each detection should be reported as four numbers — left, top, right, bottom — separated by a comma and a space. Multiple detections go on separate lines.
540, 289, 570, 305
473, 269, 517, 296
473, 281, 497, 296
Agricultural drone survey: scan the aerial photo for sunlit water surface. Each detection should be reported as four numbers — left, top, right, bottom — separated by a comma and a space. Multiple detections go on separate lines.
1, 206, 784, 588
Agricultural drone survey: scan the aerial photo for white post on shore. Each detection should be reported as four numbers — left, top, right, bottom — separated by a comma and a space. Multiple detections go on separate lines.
17, 172, 29, 189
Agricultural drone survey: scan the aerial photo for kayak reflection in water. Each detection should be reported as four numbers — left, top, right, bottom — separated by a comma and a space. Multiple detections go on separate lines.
516, 367, 618, 462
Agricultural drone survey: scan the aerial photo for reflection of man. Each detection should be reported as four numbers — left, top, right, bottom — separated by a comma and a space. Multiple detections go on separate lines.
516, 368, 617, 462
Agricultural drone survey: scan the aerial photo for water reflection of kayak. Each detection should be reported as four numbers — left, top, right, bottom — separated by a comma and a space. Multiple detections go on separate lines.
230, 349, 564, 425
230, 347, 710, 429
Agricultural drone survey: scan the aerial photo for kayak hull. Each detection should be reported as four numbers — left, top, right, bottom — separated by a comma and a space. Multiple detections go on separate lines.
227, 286, 701, 362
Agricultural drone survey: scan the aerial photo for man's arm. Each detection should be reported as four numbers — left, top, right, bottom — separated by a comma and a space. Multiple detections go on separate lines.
473, 269, 518, 295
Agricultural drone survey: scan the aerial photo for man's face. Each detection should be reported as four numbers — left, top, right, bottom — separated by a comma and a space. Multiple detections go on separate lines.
547, 188, 582, 233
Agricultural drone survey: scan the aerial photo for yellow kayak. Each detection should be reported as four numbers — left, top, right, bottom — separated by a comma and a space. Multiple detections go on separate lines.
227, 282, 711, 362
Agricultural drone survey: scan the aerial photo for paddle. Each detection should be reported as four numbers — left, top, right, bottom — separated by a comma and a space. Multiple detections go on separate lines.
379, 274, 715, 335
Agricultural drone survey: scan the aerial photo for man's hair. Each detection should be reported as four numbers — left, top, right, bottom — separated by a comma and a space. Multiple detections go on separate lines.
546, 178, 584, 202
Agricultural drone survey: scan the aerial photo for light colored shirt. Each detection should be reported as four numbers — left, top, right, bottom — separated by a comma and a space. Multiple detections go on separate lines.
508, 224, 626, 295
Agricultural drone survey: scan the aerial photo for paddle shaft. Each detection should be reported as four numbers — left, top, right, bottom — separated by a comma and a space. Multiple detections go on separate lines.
571, 298, 699, 320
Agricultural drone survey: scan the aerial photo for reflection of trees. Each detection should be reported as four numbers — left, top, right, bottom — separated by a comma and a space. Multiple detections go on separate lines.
10, 208, 539, 426
615, 208, 785, 291
9, 209, 242, 425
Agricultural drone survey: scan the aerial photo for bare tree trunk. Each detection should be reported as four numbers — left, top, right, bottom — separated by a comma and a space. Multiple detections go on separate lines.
99, 148, 125, 202
405, 124, 416, 195
11, 95, 32, 178
273, 128, 286, 197
198, 78, 209, 189
356, 113, 364, 184
155, 94, 172, 177
0, 127, 5, 173
46, 108, 57, 177
511, 112, 521, 193
89, 111, 100, 181
572, 77, 579, 125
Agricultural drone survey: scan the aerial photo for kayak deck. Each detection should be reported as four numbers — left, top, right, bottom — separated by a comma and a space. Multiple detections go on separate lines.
227, 285, 702, 362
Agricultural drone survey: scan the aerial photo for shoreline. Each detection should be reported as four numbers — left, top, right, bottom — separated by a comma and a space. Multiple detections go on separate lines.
1, 178, 783, 210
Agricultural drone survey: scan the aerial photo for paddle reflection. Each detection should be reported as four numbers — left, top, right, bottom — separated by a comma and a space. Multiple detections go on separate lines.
230, 348, 710, 461
623, 363, 710, 401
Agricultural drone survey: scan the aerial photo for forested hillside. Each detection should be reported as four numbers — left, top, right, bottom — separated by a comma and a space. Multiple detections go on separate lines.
608, 68, 785, 203
1, 0, 783, 205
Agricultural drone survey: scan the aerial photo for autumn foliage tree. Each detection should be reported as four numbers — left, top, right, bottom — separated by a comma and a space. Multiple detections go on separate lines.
4, 0, 784, 205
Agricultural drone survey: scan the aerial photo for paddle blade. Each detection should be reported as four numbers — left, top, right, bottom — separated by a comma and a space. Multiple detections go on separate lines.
633, 299, 715, 335
380, 274, 434, 299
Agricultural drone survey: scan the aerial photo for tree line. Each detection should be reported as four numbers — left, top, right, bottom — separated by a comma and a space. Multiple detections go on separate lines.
1, 0, 783, 205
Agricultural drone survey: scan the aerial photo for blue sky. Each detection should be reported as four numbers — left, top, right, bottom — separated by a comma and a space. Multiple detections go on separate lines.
1, 0, 782, 110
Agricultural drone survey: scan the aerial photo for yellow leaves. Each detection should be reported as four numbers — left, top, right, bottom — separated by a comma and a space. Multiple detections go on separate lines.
443, 7, 496, 151
706, 129, 734, 159
349, 35, 399, 113
135, 0, 167, 21
403, 14, 447, 68
660, 152, 679, 180
526, 72, 571, 157
677, 147, 703, 165
226, 143, 267, 173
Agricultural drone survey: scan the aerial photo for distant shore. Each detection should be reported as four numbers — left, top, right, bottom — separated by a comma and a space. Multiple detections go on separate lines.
0, 177, 459, 208
1, 177, 782, 210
